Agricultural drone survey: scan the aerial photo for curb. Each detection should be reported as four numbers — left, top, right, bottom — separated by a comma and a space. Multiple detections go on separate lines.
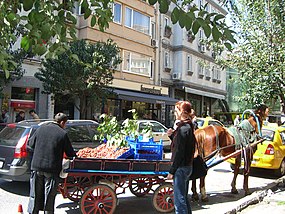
224, 176, 285, 214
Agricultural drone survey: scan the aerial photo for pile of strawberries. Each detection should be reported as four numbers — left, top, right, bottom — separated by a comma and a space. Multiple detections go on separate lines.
76, 144, 130, 159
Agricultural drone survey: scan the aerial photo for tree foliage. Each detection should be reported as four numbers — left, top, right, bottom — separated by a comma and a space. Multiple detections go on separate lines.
0, 0, 235, 79
221, 0, 285, 112
35, 39, 121, 118
0, 49, 25, 96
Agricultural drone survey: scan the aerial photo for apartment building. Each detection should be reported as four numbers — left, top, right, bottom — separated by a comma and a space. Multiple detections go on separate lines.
75, 1, 178, 125
1, 0, 227, 125
158, 0, 228, 118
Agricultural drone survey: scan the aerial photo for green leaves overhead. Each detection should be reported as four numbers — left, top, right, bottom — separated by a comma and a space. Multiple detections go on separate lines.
171, 7, 180, 24
212, 25, 222, 42
23, 0, 33, 11
192, 20, 201, 35
148, 0, 158, 5
159, 0, 169, 13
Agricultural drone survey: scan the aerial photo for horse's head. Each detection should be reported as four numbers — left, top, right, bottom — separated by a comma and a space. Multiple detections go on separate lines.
248, 115, 262, 135
250, 104, 269, 134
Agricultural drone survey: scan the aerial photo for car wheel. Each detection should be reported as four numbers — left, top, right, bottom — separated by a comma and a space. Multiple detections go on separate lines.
275, 159, 285, 177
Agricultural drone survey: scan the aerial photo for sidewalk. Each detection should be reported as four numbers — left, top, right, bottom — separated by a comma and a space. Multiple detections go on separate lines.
225, 176, 285, 214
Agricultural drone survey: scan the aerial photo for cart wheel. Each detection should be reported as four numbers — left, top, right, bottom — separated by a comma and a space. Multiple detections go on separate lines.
66, 176, 92, 202
152, 183, 174, 213
129, 177, 152, 197
80, 184, 117, 214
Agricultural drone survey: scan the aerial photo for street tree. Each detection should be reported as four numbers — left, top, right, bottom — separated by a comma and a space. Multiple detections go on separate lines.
0, 49, 25, 96
35, 39, 121, 118
1, 0, 235, 79
221, 0, 285, 113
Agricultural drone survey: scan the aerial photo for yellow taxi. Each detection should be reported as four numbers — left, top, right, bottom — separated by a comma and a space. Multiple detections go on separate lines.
196, 116, 224, 129
228, 124, 285, 176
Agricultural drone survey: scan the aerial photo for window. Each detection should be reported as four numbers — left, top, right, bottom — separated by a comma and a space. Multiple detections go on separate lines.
217, 69, 221, 80
187, 55, 192, 71
151, 22, 156, 39
198, 64, 204, 76
205, 66, 210, 78
123, 51, 151, 76
11, 87, 35, 100
280, 132, 285, 145
212, 66, 217, 80
113, 2, 122, 24
199, 29, 204, 42
208, 120, 223, 127
164, 17, 170, 28
125, 7, 150, 34
164, 51, 171, 68
262, 129, 274, 141
125, 7, 132, 27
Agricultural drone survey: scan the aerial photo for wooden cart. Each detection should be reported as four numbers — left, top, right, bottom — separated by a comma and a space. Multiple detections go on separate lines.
58, 158, 174, 214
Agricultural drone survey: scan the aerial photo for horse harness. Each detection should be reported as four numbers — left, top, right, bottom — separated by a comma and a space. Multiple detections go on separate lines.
202, 121, 258, 174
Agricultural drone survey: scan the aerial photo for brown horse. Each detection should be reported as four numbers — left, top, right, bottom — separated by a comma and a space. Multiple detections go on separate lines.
191, 107, 268, 202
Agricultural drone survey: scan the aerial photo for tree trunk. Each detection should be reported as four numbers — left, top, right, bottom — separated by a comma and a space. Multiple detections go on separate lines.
80, 96, 87, 119
280, 93, 285, 114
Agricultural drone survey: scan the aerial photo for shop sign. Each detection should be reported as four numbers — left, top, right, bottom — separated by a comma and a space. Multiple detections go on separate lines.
141, 85, 162, 95
10, 100, 35, 109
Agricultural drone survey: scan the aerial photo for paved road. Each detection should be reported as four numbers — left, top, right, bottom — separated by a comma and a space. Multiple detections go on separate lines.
0, 162, 279, 214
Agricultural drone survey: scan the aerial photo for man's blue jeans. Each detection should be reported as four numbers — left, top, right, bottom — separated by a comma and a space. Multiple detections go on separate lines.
173, 166, 193, 214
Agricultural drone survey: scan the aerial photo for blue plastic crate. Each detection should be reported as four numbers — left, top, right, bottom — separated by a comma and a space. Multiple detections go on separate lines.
117, 148, 134, 159
128, 141, 163, 161
134, 152, 162, 161
125, 136, 154, 143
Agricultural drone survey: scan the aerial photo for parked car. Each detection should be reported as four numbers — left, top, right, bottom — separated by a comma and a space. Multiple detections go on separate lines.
196, 117, 224, 129
0, 119, 99, 181
136, 120, 171, 150
228, 125, 285, 176
0, 123, 6, 132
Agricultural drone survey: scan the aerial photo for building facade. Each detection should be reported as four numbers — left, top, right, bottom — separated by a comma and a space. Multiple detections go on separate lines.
1, 0, 228, 126
158, 0, 228, 119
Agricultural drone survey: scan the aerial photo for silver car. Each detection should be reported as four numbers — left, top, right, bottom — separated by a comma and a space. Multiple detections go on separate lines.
137, 120, 171, 150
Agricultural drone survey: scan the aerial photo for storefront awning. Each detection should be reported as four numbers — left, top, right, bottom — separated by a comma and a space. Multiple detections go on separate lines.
114, 89, 178, 105
10, 100, 35, 109
184, 87, 225, 100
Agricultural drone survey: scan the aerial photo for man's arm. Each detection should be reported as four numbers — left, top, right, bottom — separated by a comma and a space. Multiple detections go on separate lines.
64, 134, 76, 158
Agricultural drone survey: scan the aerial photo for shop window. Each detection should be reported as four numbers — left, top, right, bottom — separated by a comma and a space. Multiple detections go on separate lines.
11, 87, 35, 101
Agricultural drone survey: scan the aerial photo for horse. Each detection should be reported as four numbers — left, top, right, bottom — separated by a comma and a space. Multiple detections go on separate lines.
191, 107, 267, 202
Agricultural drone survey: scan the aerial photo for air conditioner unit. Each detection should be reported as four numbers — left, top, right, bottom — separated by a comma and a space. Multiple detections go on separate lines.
151, 39, 158, 48
172, 73, 181, 80
199, 44, 206, 53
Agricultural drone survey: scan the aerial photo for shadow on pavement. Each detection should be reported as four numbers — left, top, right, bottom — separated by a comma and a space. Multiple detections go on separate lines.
55, 190, 263, 214
56, 201, 79, 214
0, 180, 29, 196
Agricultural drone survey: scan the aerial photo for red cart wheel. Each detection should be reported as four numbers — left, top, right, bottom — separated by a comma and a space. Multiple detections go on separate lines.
152, 183, 174, 213
129, 177, 152, 197
80, 184, 117, 214
66, 176, 92, 202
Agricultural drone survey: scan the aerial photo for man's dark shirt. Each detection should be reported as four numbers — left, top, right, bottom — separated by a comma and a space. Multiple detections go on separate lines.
28, 122, 76, 174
